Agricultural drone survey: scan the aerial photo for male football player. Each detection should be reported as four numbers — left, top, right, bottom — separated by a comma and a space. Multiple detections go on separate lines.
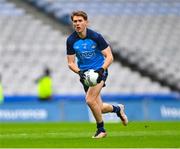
66, 11, 128, 139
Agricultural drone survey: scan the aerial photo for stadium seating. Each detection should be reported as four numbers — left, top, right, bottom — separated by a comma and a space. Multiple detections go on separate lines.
27, 0, 180, 92
1, 0, 178, 95
30, 0, 180, 90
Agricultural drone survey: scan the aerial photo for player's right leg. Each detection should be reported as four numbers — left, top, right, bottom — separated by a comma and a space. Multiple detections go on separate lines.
92, 128, 107, 139
86, 82, 107, 139
86, 82, 103, 123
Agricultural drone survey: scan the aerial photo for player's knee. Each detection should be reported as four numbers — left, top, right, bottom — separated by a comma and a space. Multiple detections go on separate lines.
86, 97, 95, 107
86, 99, 93, 106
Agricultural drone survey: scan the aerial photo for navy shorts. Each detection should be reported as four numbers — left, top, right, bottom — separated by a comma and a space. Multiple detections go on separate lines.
80, 69, 108, 92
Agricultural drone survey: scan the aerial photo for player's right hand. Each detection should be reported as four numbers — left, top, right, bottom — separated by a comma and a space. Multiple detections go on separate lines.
78, 70, 86, 80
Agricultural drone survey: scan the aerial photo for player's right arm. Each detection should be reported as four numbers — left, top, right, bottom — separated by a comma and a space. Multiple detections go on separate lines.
67, 54, 80, 74
66, 36, 80, 74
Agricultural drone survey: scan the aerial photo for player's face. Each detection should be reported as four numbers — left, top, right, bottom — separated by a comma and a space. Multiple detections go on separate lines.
72, 16, 88, 33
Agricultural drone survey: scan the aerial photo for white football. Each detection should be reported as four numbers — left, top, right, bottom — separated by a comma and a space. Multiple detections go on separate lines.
84, 69, 99, 87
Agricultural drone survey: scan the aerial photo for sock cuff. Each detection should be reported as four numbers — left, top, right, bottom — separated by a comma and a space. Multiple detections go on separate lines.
97, 121, 104, 129
112, 105, 120, 113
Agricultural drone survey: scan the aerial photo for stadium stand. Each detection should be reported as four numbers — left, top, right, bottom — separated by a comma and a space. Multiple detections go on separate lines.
1, 0, 178, 96
0, 0, 81, 95
26, 0, 180, 92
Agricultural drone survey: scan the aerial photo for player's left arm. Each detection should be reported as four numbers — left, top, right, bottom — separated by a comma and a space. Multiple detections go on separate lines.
101, 46, 114, 70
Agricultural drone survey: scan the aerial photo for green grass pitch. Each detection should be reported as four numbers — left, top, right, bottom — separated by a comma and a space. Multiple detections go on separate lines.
0, 121, 180, 148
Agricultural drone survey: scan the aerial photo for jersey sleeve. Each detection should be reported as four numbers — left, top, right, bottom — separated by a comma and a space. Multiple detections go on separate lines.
97, 34, 109, 51
66, 38, 75, 55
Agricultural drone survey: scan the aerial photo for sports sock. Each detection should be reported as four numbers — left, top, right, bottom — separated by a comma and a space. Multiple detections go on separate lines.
112, 105, 120, 114
97, 121, 105, 132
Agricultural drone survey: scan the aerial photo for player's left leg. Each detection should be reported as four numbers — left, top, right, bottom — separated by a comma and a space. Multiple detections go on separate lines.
95, 91, 128, 126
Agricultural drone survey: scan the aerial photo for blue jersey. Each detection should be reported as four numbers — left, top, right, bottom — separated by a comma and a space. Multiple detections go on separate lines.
66, 28, 108, 70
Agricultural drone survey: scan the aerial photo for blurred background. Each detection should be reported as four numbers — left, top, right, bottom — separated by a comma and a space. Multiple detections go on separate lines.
0, 0, 180, 122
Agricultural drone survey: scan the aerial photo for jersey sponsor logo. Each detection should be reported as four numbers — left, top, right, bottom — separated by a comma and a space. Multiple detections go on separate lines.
79, 50, 96, 59
74, 39, 97, 59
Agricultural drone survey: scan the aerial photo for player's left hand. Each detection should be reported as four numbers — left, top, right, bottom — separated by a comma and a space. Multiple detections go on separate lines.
95, 68, 104, 83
